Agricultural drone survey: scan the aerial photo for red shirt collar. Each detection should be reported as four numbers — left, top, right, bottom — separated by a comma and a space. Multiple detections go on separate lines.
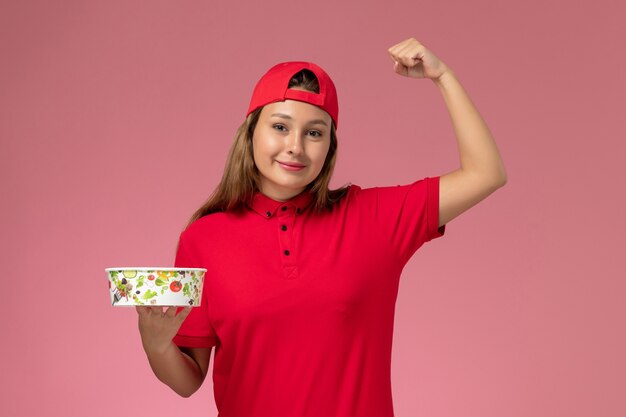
247, 190, 313, 218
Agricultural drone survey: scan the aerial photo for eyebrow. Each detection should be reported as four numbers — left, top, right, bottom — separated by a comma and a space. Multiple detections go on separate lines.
270, 113, 329, 127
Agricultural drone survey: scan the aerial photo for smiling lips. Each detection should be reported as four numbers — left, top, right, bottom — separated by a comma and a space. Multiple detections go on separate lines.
277, 161, 306, 170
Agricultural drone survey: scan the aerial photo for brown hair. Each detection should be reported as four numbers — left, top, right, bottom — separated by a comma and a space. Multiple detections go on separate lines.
184, 69, 351, 230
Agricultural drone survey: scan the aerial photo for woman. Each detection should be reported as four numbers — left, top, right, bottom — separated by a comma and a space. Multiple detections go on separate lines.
136, 37, 507, 416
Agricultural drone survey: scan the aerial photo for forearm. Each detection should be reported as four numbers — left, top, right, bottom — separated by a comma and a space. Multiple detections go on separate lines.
144, 341, 204, 397
434, 69, 507, 185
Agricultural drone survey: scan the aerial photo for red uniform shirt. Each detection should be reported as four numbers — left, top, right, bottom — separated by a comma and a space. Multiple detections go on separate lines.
173, 176, 446, 416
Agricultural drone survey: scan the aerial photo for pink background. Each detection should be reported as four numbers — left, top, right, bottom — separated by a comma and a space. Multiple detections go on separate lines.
1, 0, 624, 416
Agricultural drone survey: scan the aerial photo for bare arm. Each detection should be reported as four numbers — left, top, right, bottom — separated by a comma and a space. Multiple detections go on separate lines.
434, 68, 508, 227
137, 306, 211, 397
388, 38, 507, 227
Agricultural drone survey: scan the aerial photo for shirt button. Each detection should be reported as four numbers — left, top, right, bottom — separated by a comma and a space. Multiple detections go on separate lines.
266, 211, 271, 217
281, 225, 287, 231
284, 250, 290, 256
281, 206, 287, 211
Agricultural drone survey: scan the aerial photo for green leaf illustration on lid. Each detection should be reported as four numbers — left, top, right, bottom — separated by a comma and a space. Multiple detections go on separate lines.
143, 290, 158, 300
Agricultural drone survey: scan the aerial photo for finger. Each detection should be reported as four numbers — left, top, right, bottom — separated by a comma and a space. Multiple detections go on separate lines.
164, 306, 178, 318
397, 44, 423, 68
387, 45, 398, 61
176, 306, 193, 322
387, 41, 406, 62
389, 49, 415, 67
388, 37, 417, 57
388, 44, 405, 62
393, 61, 408, 76
149, 306, 163, 315
393, 61, 400, 72
136, 305, 149, 316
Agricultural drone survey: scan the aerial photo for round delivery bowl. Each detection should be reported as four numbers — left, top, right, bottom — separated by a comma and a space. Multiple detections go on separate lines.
105, 267, 206, 307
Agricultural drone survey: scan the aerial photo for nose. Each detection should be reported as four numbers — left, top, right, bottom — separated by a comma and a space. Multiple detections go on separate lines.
286, 130, 305, 155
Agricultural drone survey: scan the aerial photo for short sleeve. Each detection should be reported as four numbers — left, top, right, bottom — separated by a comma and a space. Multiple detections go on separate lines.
172, 233, 218, 348
366, 176, 446, 266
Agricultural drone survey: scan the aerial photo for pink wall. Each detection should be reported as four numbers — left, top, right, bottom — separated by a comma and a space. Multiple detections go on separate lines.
1, 0, 624, 416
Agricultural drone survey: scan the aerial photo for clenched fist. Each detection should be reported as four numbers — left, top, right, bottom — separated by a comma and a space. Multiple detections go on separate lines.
388, 38, 449, 81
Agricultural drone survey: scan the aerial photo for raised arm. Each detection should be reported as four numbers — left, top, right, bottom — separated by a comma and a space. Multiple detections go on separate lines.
388, 38, 507, 227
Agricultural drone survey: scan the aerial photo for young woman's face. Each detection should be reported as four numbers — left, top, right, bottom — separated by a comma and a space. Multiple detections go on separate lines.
252, 99, 332, 201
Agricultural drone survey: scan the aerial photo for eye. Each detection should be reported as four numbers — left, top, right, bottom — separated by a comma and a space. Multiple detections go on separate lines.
308, 130, 322, 137
272, 124, 287, 132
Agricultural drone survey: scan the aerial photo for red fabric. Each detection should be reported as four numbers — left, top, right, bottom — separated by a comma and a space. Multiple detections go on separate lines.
173, 177, 445, 417
246, 61, 339, 128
